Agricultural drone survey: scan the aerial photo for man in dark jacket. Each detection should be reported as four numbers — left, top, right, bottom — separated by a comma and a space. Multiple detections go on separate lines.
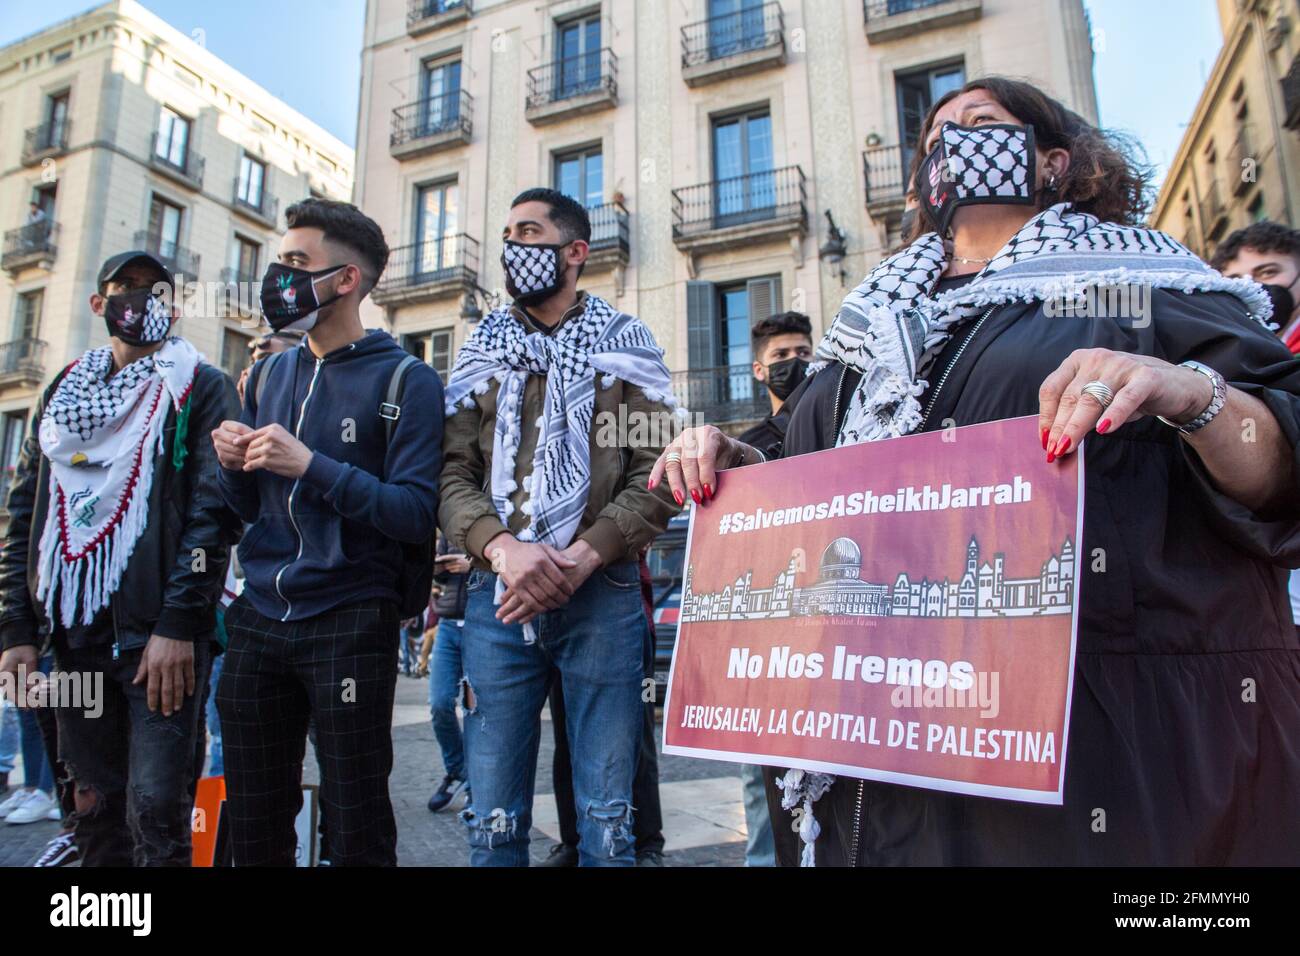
0, 250, 239, 866
738, 311, 813, 462
211, 199, 443, 866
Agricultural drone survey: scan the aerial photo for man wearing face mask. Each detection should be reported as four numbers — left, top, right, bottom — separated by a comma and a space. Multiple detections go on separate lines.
738, 312, 814, 463
0, 250, 240, 865
440, 188, 679, 866
1212, 221, 1300, 355
211, 199, 443, 867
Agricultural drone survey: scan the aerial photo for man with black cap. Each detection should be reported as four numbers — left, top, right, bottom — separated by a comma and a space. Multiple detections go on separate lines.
0, 249, 239, 866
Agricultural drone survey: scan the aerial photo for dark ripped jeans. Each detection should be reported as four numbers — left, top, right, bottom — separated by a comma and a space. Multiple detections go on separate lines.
54, 638, 211, 867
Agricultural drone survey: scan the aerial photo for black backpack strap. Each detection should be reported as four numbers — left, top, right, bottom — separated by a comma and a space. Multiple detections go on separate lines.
251, 349, 287, 418
380, 353, 423, 445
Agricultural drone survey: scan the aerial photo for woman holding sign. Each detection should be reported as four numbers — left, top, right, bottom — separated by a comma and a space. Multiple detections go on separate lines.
651, 76, 1300, 866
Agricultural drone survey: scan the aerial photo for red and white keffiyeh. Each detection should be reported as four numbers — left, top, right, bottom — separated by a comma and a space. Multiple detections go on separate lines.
35, 336, 201, 627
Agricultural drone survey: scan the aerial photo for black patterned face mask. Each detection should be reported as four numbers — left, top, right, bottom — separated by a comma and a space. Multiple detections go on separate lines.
103, 286, 172, 345
501, 239, 570, 305
915, 121, 1037, 235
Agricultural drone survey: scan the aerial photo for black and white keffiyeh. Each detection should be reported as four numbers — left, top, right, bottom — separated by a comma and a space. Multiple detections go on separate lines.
444, 293, 674, 586
35, 336, 201, 627
816, 202, 1273, 447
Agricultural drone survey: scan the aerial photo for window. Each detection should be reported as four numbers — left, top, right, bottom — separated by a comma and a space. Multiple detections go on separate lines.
712, 108, 774, 225
232, 235, 260, 280
155, 106, 191, 169
1250, 193, 1267, 222
685, 275, 781, 371
237, 154, 266, 209
554, 145, 603, 208
14, 290, 43, 342
148, 195, 184, 258
32, 184, 57, 219
44, 91, 70, 148
707, 0, 766, 60
414, 181, 459, 277
1, 410, 27, 504
419, 58, 462, 135
896, 62, 965, 170
556, 13, 601, 98
220, 328, 252, 383
403, 330, 453, 382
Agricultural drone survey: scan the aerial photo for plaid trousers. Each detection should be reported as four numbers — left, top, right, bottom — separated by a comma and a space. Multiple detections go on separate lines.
216, 593, 400, 866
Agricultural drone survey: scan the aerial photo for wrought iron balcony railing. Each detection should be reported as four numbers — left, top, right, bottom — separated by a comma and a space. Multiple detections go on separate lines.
233, 178, 280, 224
22, 121, 70, 163
1285, 52, 1300, 131
671, 364, 770, 425
2, 221, 59, 270
133, 229, 201, 278
862, 143, 909, 207
672, 165, 806, 238
1198, 180, 1226, 237
681, 1, 784, 68
0, 338, 48, 382
150, 132, 205, 188
587, 201, 630, 254
407, 0, 471, 33
527, 48, 618, 109
390, 89, 473, 148
374, 235, 479, 296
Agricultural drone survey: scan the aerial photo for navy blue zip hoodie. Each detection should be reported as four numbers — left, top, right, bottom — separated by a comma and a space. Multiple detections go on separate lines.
217, 330, 443, 622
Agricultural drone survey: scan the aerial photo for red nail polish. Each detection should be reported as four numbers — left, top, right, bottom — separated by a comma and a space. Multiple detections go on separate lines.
690, 489, 701, 505
1058, 436, 1071, 455
1046, 450, 1055, 464
1097, 419, 1110, 434
647, 477, 655, 490
703, 483, 713, 499
1041, 427, 1049, 450
672, 490, 683, 506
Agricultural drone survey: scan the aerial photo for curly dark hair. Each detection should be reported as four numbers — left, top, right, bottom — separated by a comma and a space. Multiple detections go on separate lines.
751, 311, 813, 358
906, 76, 1153, 240
1210, 221, 1300, 272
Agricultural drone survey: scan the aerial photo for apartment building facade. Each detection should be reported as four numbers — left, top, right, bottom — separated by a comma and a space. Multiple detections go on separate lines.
0, 0, 353, 508
355, 0, 1098, 431
1151, 0, 1300, 258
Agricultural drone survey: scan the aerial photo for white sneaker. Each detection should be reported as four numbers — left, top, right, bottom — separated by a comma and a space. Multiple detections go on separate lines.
46, 802, 62, 821
0, 787, 34, 818
6, 789, 56, 825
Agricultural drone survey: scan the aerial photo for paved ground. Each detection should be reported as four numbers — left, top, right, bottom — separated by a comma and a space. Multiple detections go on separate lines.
0, 672, 748, 867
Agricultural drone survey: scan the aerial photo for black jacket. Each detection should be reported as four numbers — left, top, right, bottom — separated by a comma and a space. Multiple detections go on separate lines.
763, 289, 1300, 865
0, 361, 241, 653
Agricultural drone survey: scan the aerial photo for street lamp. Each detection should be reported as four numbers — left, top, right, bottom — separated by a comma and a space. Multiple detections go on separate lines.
818, 209, 848, 286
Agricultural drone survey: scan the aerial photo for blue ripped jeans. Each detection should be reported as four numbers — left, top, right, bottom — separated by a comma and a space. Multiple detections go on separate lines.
459, 561, 647, 867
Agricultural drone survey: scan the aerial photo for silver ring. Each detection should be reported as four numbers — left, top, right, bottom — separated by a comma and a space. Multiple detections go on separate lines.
665, 451, 682, 464
1079, 380, 1114, 409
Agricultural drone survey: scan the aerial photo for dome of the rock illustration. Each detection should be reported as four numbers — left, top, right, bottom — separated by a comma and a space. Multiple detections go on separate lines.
820, 537, 862, 580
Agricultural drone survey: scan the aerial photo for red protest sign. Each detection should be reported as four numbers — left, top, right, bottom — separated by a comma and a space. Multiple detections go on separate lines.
662, 415, 1084, 804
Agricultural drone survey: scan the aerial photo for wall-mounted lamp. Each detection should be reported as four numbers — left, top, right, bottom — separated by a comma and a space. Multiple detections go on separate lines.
818, 209, 849, 286
459, 283, 501, 323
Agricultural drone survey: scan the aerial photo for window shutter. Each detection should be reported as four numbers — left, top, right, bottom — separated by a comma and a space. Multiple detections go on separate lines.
746, 275, 782, 325
686, 280, 719, 369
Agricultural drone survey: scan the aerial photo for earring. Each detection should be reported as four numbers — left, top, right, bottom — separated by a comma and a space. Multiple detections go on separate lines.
1046, 174, 1059, 192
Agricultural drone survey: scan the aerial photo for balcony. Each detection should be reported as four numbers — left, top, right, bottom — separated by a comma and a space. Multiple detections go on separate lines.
863, 0, 983, 43
671, 364, 770, 428
149, 132, 205, 191
219, 267, 261, 316
681, 2, 785, 88
585, 201, 630, 271
134, 230, 201, 279
1198, 180, 1228, 242
22, 121, 70, 166
372, 235, 479, 307
1284, 52, 1300, 131
2, 222, 59, 275
525, 49, 618, 125
1228, 127, 1253, 198
232, 179, 280, 229
671, 166, 806, 270
0, 339, 48, 389
390, 90, 473, 160
862, 143, 909, 225
406, 0, 471, 37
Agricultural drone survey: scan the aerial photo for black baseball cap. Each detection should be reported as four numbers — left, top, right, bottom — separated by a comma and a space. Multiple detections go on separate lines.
96, 250, 174, 293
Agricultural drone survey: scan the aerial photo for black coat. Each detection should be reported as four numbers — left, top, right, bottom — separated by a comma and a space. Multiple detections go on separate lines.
763, 289, 1300, 865
0, 363, 241, 652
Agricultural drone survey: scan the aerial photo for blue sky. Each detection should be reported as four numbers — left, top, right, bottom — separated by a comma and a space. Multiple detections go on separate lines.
1, 0, 1224, 185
